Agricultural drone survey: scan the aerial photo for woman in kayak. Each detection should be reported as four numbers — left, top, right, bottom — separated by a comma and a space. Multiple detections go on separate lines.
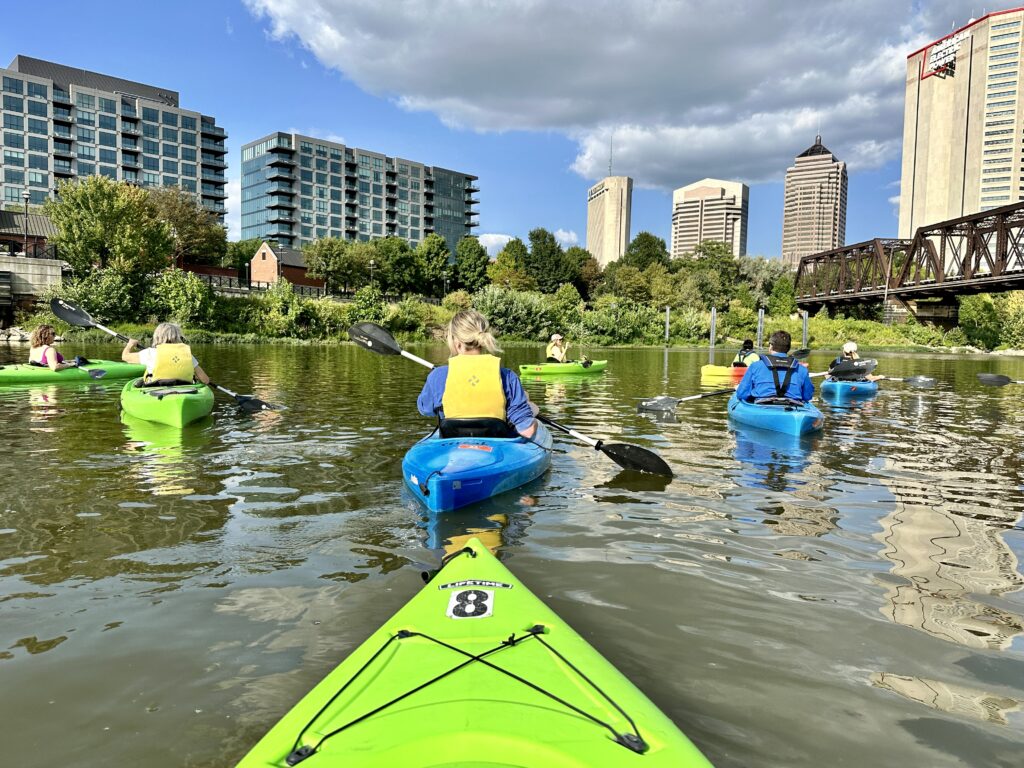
121, 322, 211, 386
28, 324, 81, 371
732, 339, 759, 367
546, 333, 569, 362
735, 330, 814, 403
418, 309, 538, 438
830, 341, 881, 382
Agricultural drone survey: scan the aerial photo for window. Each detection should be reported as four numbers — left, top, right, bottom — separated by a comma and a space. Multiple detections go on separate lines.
3, 132, 23, 149
78, 145, 96, 160
990, 52, 1020, 61
28, 136, 47, 152
76, 93, 95, 110
181, 131, 195, 146
162, 159, 178, 174
990, 61, 1019, 70
4, 168, 24, 184
162, 127, 178, 142
123, 169, 138, 183
984, 148, 1014, 155
181, 116, 196, 131
143, 172, 159, 186
994, 20, 1022, 30
986, 119, 1015, 126
985, 128, 1014, 135
99, 166, 117, 179
99, 114, 117, 130
181, 147, 196, 161
983, 165, 1012, 172
28, 154, 47, 169
182, 163, 196, 177
4, 186, 21, 202
988, 100, 1016, 108
162, 143, 178, 158
992, 42, 1020, 51
26, 118, 46, 135
982, 176, 1011, 182
27, 82, 46, 99
316, 172, 327, 184
984, 139, 1013, 145
182, 178, 196, 192
99, 132, 117, 147
78, 161, 95, 175
143, 123, 159, 138
162, 175, 176, 186
162, 111, 178, 127
99, 97, 116, 114
142, 106, 159, 122
3, 76, 23, 94
982, 195, 1010, 201
143, 156, 159, 170
989, 90, 1017, 98
27, 100, 46, 117
300, 141, 312, 153
3, 95, 23, 112
100, 148, 117, 164
3, 148, 24, 165
143, 139, 159, 154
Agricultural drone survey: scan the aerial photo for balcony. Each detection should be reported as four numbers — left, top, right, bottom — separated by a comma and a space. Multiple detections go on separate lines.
267, 153, 294, 167
53, 144, 74, 157
121, 106, 137, 118
268, 211, 294, 223
54, 161, 73, 176
267, 167, 294, 181
466, 218, 480, 228
200, 122, 226, 138
53, 90, 72, 105
121, 123, 140, 136
267, 183, 295, 195
53, 108, 73, 124
122, 155, 139, 168
466, 182, 480, 193
53, 126, 72, 139
201, 139, 227, 154
200, 155, 227, 169
201, 188, 228, 199
466, 197, 480, 205
267, 196, 296, 210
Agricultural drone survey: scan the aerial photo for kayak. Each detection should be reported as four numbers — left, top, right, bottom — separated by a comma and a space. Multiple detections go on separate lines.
119, 378, 214, 427
235, 537, 713, 768
727, 393, 824, 436
0, 359, 144, 384
821, 378, 879, 399
700, 364, 745, 384
518, 360, 607, 375
403, 423, 552, 512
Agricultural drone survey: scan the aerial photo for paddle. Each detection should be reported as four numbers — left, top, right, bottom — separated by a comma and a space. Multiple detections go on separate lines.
50, 297, 283, 413
347, 322, 673, 476
977, 373, 1024, 386
637, 388, 734, 412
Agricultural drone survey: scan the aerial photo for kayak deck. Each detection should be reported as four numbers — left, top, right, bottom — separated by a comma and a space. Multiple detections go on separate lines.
119, 378, 214, 427
821, 379, 879, 398
0, 359, 144, 384
403, 424, 552, 512
727, 393, 824, 436
700, 364, 746, 384
236, 538, 712, 767
518, 360, 607, 375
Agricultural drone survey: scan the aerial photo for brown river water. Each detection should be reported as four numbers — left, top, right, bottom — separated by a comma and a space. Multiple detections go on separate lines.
0, 342, 1022, 767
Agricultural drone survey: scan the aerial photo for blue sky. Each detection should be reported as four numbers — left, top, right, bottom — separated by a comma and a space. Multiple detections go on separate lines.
0, 0, 963, 257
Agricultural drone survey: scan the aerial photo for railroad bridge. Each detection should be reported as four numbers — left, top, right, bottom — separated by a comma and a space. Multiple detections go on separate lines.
795, 201, 1024, 317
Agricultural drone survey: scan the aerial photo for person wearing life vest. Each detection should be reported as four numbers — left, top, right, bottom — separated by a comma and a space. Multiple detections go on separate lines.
546, 334, 569, 363
828, 341, 882, 382
735, 330, 814, 403
121, 322, 210, 386
417, 310, 538, 438
732, 339, 760, 367
28, 324, 85, 371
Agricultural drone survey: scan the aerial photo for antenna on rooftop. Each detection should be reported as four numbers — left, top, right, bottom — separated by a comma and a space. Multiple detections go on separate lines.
608, 130, 614, 177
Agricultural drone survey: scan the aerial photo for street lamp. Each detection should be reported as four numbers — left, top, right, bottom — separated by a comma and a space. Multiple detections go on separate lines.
22, 189, 29, 258
370, 258, 375, 288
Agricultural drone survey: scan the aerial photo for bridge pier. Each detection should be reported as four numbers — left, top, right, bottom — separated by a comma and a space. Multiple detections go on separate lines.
883, 298, 958, 329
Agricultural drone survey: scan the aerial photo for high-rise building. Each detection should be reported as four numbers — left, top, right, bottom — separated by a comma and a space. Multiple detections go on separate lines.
0, 56, 227, 219
781, 135, 847, 268
241, 132, 478, 253
899, 9, 1024, 237
670, 178, 748, 259
585, 175, 632, 266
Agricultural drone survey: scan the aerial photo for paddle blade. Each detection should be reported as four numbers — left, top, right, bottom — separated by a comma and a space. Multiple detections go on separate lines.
977, 373, 1012, 387
637, 395, 678, 412
236, 394, 285, 412
348, 322, 402, 356
86, 368, 107, 379
600, 442, 673, 477
791, 347, 811, 360
50, 297, 96, 328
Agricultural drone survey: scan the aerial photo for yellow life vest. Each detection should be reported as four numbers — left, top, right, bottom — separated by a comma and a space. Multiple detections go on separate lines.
733, 351, 760, 366
546, 342, 565, 361
441, 354, 506, 420
146, 343, 195, 383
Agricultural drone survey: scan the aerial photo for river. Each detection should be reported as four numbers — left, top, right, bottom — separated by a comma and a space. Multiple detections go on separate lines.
1, 342, 1022, 767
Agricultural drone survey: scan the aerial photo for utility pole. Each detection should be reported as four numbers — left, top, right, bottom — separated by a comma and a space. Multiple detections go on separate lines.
22, 189, 30, 257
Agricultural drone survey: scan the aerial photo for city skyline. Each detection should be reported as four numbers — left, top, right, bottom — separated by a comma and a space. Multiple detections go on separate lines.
0, 1, 987, 259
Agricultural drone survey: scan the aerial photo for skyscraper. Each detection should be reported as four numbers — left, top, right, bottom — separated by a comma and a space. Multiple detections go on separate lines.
585, 175, 632, 267
670, 178, 748, 259
241, 132, 478, 254
781, 136, 847, 268
899, 9, 1024, 237
0, 56, 227, 219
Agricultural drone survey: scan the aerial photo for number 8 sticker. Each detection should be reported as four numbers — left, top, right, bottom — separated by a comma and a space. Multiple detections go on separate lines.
446, 589, 493, 619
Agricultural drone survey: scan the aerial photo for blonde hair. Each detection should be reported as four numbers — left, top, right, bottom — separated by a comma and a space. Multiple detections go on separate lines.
152, 322, 185, 346
30, 324, 56, 347
446, 309, 501, 355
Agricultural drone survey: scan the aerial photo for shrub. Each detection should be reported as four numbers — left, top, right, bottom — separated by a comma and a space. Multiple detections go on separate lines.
442, 289, 472, 314
349, 285, 387, 325
56, 268, 141, 324
472, 284, 555, 340
147, 268, 215, 327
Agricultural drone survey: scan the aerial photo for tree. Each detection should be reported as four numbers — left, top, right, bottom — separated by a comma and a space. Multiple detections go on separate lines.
416, 234, 451, 297
767, 274, 797, 317
148, 186, 227, 266
305, 237, 369, 294
487, 238, 537, 290
610, 265, 651, 303
46, 176, 172, 278
577, 255, 603, 299
373, 237, 422, 295
455, 236, 490, 293
224, 238, 263, 273
621, 232, 669, 271
737, 256, 792, 308
526, 228, 581, 293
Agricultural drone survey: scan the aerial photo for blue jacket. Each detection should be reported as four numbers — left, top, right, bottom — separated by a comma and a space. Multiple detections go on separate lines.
735, 353, 815, 403
417, 365, 535, 433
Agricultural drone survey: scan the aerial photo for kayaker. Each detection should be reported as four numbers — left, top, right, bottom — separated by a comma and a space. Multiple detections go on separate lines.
121, 322, 211, 386
732, 339, 760, 367
546, 334, 569, 362
735, 330, 814, 403
829, 341, 881, 382
418, 310, 538, 438
28, 324, 82, 371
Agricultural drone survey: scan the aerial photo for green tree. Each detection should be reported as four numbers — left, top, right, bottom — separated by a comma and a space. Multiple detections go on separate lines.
304, 237, 370, 294
958, 293, 1002, 349
455, 236, 490, 293
46, 176, 173, 278
147, 268, 216, 327
577, 255, 603, 299
1000, 291, 1024, 349
416, 234, 452, 297
148, 186, 227, 266
487, 238, 537, 290
373, 237, 422, 295
526, 228, 578, 293
767, 274, 797, 317
621, 231, 669, 271
737, 256, 792, 308
611, 265, 651, 303
224, 238, 263, 272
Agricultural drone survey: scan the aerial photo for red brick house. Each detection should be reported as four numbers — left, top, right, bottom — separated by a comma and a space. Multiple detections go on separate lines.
249, 241, 325, 288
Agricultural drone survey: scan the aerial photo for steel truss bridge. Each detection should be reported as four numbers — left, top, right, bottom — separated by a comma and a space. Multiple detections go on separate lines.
795, 201, 1024, 312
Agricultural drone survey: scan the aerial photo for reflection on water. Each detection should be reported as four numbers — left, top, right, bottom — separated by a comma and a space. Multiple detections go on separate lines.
1, 344, 1023, 767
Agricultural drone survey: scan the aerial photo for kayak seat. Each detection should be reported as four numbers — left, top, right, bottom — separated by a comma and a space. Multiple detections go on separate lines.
752, 396, 806, 409
439, 418, 515, 439
136, 378, 194, 388
731, 362, 748, 368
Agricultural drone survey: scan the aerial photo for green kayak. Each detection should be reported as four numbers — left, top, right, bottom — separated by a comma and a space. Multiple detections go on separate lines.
236, 538, 712, 767
518, 360, 607, 375
119, 378, 214, 427
0, 359, 144, 384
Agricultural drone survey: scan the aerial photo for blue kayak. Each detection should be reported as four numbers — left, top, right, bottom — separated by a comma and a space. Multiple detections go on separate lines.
727, 393, 824, 436
403, 423, 552, 512
821, 378, 879, 399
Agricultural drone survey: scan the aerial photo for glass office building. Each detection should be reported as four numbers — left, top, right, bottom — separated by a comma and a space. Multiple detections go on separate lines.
0, 56, 227, 219
241, 132, 479, 253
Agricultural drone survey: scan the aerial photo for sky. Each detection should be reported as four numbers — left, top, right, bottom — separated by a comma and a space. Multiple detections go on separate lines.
0, 0, 981, 257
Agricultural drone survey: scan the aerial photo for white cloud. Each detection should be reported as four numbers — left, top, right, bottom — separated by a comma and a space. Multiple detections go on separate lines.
478, 233, 513, 256
225, 17, 234, 35
225, 176, 242, 240
554, 229, 578, 247
244, 0, 968, 189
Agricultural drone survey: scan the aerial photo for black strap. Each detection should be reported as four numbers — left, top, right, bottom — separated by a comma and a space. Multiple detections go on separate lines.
763, 356, 797, 398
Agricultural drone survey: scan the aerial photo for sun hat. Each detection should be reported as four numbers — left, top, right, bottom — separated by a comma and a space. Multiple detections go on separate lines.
842, 341, 858, 354
550, 334, 563, 341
